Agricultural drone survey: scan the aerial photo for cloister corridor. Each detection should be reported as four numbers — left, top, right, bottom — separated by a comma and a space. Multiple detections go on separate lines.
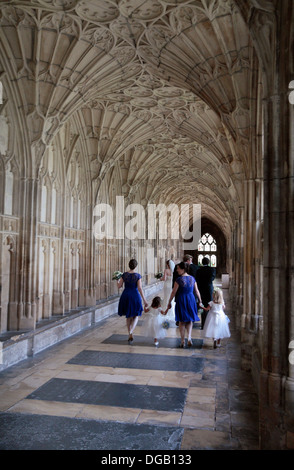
0, 281, 261, 452
0, 0, 293, 451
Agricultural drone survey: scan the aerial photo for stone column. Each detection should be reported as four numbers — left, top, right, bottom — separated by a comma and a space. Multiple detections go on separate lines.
52, 193, 65, 315
259, 38, 294, 454
17, 175, 39, 330
260, 90, 293, 448
240, 0, 294, 449
82, 202, 96, 307
241, 179, 262, 371
237, 207, 244, 330
284, 78, 294, 438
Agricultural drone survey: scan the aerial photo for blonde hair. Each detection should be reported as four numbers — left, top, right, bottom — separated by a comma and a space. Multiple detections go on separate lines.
213, 288, 224, 304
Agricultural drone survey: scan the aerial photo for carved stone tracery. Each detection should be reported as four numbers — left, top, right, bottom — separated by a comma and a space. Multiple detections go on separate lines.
0, 0, 293, 449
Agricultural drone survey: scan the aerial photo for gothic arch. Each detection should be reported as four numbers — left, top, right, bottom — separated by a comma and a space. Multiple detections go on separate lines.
0, 0, 293, 449
185, 217, 227, 277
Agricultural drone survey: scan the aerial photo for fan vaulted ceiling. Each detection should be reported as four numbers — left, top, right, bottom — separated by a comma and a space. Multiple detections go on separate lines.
0, 0, 259, 237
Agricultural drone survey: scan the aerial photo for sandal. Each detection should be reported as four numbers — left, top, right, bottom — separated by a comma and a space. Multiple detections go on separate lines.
187, 339, 193, 348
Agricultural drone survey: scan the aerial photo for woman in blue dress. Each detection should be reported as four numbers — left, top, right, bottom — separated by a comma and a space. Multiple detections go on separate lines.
117, 259, 148, 343
167, 262, 202, 348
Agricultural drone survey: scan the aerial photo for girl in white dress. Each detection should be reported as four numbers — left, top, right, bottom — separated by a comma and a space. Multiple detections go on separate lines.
202, 288, 230, 348
142, 296, 167, 346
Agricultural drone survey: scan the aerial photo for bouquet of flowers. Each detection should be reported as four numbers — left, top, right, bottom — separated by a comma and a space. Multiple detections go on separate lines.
162, 320, 170, 330
112, 271, 123, 280
155, 272, 163, 279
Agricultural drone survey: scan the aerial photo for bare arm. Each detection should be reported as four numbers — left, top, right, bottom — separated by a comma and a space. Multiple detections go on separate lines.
117, 277, 124, 289
161, 268, 171, 281
167, 282, 179, 308
137, 278, 148, 306
194, 281, 202, 304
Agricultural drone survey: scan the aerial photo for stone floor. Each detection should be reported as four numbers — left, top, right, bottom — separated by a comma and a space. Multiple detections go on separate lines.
0, 285, 260, 451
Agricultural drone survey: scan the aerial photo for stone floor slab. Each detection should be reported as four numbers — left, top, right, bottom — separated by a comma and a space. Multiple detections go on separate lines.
103, 334, 203, 349
26, 377, 187, 412
181, 428, 238, 450
0, 412, 184, 450
67, 349, 205, 373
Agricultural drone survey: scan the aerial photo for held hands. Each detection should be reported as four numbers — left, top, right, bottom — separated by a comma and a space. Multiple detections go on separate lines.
199, 302, 208, 311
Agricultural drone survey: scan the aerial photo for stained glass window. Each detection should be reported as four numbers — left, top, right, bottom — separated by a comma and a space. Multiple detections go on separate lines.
197, 233, 217, 266
211, 255, 217, 267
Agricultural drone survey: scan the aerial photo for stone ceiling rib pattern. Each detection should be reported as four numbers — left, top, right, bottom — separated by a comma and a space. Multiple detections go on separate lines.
0, 0, 259, 234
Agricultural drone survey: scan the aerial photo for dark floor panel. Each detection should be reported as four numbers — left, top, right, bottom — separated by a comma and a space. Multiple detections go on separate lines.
26, 378, 187, 412
103, 334, 203, 349
137, 320, 201, 329
0, 412, 184, 450
67, 350, 205, 373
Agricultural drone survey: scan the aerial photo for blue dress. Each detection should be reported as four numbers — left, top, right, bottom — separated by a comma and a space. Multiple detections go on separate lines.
118, 272, 143, 318
175, 275, 200, 323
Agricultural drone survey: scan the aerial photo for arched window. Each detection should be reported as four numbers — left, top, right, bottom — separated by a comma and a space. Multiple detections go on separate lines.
197, 233, 217, 266
211, 254, 217, 267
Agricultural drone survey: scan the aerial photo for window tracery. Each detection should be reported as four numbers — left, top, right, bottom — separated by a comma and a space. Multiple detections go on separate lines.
197, 232, 217, 267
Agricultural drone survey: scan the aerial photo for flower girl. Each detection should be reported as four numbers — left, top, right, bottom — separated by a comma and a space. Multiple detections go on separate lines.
142, 296, 167, 346
202, 288, 230, 348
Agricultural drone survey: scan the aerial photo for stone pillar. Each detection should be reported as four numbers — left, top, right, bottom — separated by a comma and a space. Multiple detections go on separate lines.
237, 207, 244, 330
82, 202, 96, 307
284, 77, 294, 447
241, 179, 261, 371
17, 175, 39, 330
52, 202, 65, 315
259, 40, 294, 453
241, 0, 294, 449
243, 179, 254, 331
1, 235, 14, 332
260, 91, 292, 449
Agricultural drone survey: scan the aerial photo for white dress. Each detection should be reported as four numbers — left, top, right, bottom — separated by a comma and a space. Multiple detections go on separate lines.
203, 301, 231, 340
141, 307, 167, 339
162, 273, 175, 322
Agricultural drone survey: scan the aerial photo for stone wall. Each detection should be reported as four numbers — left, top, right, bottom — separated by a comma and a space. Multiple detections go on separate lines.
0, 0, 293, 449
